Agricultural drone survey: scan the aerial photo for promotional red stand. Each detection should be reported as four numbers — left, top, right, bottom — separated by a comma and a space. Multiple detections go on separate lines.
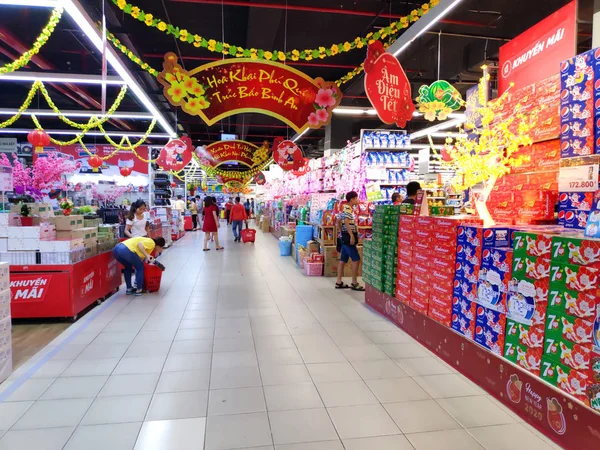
9, 251, 122, 320
365, 284, 600, 450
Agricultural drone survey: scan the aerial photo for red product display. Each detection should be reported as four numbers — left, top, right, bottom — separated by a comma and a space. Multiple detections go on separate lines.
9, 251, 121, 319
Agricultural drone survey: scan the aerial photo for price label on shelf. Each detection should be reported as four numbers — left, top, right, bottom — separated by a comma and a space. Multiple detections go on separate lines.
558, 164, 599, 192
365, 167, 387, 181
0, 166, 13, 192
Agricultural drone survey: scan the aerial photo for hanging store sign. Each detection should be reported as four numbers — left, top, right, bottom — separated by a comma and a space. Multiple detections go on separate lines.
498, 1, 576, 94
273, 139, 304, 171
158, 53, 342, 133
364, 42, 414, 128
197, 140, 269, 168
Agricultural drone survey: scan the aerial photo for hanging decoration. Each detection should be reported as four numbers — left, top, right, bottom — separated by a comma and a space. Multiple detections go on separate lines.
88, 155, 103, 172
158, 54, 342, 133
28, 129, 50, 153
416, 80, 463, 121
156, 136, 193, 171
254, 172, 266, 185
106, 32, 159, 76
291, 158, 311, 177
119, 167, 132, 177
364, 41, 415, 127
0, 7, 63, 75
433, 66, 541, 226
111, 0, 438, 62
273, 139, 304, 171
197, 140, 269, 168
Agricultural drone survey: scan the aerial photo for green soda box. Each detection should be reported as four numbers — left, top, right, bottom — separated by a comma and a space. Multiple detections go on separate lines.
505, 319, 545, 348
513, 231, 554, 259
512, 254, 550, 281
539, 356, 595, 407
504, 340, 543, 376
543, 334, 598, 373
551, 235, 600, 268
544, 309, 594, 346
549, 262, 600, 295
548, 280, 600, 320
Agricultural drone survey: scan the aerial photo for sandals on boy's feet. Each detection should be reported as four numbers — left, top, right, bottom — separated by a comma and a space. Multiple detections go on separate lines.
203, 249, 210, 252
335, 282, 349, 289
216, 247, 224, 251
351, 283, 365, 291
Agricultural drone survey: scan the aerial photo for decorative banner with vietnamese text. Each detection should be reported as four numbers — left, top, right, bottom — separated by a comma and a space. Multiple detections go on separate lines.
197, 140, 269, 168
158, 53, 342, 133
156, 136, 193, 172
364, 42, 414, 128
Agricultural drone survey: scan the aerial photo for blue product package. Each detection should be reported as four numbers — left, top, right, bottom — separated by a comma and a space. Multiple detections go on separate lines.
563, 209, 591, 229
380, 134, 389, 149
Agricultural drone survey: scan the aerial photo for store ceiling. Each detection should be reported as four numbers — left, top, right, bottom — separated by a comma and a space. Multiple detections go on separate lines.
0, 0, 593, 154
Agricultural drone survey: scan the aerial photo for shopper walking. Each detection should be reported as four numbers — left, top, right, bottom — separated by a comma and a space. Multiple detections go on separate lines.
224, 198, 233, 225
190, 198, 199, 231
174, 195, 186, 212
124, 200, 149, 238
202, 196, 223, 251
113, 236, 166, 296
335, 191, 364, 291
195, 195, 203, 229
230, 197, 248, 242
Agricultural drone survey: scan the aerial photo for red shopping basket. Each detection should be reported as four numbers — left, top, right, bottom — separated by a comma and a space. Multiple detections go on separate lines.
241, 227, 256, 243
143, 263, 163, 292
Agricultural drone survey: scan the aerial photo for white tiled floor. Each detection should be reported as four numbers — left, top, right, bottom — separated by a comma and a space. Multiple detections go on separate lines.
0, 226, 562, 449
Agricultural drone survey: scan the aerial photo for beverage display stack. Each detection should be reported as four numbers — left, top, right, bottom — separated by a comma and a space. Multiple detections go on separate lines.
363, 206, 398, 295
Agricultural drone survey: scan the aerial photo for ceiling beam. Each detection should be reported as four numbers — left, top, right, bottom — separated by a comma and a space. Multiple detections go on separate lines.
171, 0, 491, 28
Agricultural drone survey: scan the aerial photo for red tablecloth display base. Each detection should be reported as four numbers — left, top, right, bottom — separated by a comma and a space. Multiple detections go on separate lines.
10, 251, 122, 320
365, 284, 600, 450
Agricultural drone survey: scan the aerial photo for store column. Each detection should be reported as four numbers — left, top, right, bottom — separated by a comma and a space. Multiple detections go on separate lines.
594, 0, 600, 48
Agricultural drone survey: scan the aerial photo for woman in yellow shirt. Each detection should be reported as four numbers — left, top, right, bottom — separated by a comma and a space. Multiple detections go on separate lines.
113, 236, 166, 296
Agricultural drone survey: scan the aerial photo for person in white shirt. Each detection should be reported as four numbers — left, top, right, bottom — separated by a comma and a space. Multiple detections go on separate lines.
174, 195, 186, 212
124, 200, 149, 238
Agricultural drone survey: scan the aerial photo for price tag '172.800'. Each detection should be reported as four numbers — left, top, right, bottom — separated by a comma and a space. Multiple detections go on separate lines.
558, 164, 599, 192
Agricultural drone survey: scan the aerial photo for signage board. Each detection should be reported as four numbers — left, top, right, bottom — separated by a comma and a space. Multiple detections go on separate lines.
558, 164, 599, 192
498, 1, 577, 93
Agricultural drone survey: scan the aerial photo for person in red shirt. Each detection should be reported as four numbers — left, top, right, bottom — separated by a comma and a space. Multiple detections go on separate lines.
230, 197, 248, 242
224, 198, 234, 224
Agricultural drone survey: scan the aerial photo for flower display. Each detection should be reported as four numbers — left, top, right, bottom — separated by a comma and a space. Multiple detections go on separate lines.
316, 108, 329, 123
315, 88, 337, 108
308, 113, 319, 126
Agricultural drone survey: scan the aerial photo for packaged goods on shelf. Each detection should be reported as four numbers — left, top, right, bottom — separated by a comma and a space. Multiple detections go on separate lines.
50, 215, 85, 231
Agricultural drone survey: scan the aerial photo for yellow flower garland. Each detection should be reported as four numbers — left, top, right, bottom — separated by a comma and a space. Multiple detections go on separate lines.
110, 0, 436, 62
0, 7, 63, 75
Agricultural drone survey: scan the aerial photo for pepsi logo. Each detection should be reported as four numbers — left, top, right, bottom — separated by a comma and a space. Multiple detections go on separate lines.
560, 61, 570, 73
565, 211, 575, 222
596, 79, 600, 91
452, 313, 458, 322
483, 229, 494, 240
561, 124, 570, 135
558, 193, 568, 203
561, 141, 570, 151
557, 210, 566, 220
452, 297, 459, 306
560, 89, 569, 100
455, 262, 462, 271
453, 280, 460, 288
457, 227, 465, 236
477, 306, 484, 316
475, 326, 483, 335
595, 48, 600, 60
596, 137, 600, 148
596, 117, 600, 128
482, 249, 491, 259
456, 245, 464, 254
596, 98, 600, 110
560, 106, 570, 118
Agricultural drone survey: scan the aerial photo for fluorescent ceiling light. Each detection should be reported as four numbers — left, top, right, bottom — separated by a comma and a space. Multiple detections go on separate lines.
61, 0, 176, 138
413, 111, 465, 120
292, 129, 308, 143
333, 107, 378, 116
429, 132, 468, 138
410, 117, 465, 140
0, 72, 126, 85
0, 109, 154, 120
0, 128, 171, 139
0, 0, 59, 5
392, 0, 464, 57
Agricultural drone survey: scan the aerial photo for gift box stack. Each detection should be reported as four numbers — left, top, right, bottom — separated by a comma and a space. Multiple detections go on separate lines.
395, 215, 416, 308
0, 262, 11, 384
503, 231, 554, 376
539, 235, 600, 410
363, 206, 398, 295
452, 226, 511, 342
558, 49, 600, 230
0, 214, 57, 265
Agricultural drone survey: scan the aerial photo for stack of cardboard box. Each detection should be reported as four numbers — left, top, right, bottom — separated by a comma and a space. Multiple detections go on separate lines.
364, 206, 398, 294
0, 262, 11, 383
539, 235, 600, 410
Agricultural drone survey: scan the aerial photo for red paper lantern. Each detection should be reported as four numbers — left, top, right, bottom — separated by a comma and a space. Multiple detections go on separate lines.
88, 155, 102, 172
120, 167, 132, 177
27, 129, 50, 154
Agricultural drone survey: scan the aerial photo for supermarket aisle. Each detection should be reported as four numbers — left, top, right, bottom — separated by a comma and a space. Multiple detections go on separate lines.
0, 227, 561, 450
